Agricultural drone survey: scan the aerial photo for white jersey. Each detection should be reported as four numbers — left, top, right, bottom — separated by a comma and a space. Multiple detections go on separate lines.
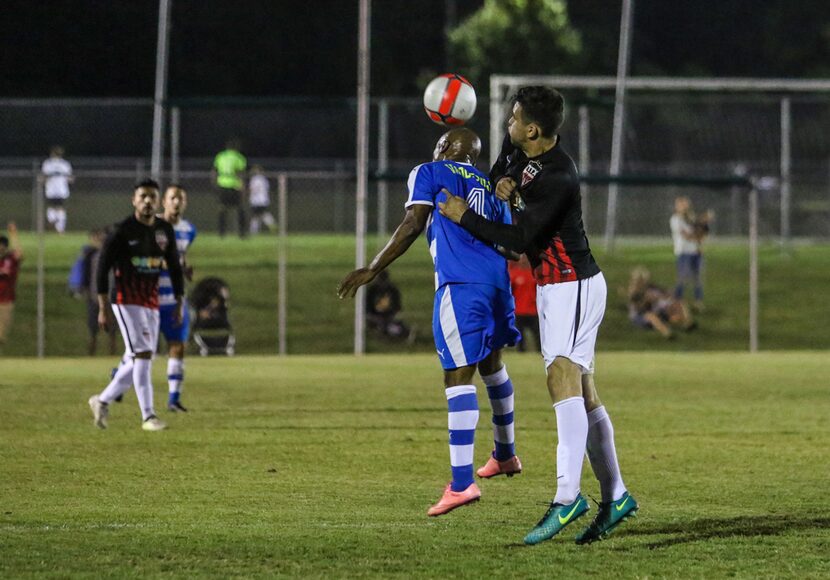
670, 214, 699, 256
248, 174, 270, 207
41, 157, 73, 199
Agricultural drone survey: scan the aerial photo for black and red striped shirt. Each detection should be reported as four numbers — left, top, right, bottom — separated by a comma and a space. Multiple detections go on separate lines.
459, 135, 600, 285
97, 215, 183, 309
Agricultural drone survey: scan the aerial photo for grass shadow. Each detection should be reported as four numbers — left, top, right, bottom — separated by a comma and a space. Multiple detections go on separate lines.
618, 514, 830, 550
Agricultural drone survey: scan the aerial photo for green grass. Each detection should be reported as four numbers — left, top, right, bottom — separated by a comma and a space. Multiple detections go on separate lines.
1, 352, 829, 578
5, 232, 830, 356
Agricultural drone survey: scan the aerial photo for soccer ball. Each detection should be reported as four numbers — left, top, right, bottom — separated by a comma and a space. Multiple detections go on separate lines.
423, 73, 477, 126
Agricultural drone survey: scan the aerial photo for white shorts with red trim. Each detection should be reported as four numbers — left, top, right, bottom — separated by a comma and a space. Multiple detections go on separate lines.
112, 304, 159, 355
537, 272, 606, 373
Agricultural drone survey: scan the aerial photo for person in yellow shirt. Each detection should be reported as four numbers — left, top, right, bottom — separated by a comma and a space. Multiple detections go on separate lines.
212, 139, 248, 238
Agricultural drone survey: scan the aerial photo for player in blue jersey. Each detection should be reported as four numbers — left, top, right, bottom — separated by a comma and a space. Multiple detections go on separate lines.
158, 184, 197, 412
338, 128, 523, 517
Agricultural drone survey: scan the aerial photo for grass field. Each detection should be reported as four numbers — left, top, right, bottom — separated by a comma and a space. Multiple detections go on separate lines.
1, 352, 829, 578
5, 232, 830, 356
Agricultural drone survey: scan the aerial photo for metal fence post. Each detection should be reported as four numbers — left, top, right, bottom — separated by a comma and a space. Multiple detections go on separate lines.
277, 173, 287, 356
170, 106, 180, 183
578, 105, 591, 229
780, 97, 791, 248
33, 160, 45, 358
749, 186, 759, 353
377, 98, 389, 240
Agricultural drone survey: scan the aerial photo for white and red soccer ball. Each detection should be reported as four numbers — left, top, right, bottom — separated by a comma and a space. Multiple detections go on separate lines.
423, 73, 477, 126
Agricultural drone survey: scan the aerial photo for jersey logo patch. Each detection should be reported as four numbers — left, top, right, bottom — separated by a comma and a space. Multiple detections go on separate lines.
522, 160, 542, 188
155, 230, 169, 252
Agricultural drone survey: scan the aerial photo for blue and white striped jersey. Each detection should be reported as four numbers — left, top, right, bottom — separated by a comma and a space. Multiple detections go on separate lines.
158, 218, 196, 307
405, 160, 511, 292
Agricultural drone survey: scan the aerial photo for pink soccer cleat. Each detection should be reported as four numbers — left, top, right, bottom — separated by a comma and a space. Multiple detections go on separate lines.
476, 454, 523, 479
427, 483, 481, 517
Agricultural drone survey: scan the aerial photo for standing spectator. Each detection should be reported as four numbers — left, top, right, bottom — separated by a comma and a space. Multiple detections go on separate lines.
508, 254, 538, 352
670, 196, 711, 311
212, 139, 247, 238
248, 165, 276, 234
0, 222, 23, 349
40, 146, 74, 234
82, 229, 118, 356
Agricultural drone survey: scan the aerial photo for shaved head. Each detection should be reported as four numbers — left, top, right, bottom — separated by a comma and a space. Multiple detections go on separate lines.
432, 127, 481, 164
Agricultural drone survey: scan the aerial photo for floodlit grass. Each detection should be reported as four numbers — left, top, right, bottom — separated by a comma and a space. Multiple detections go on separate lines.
1, 352, 829, 577
5, 232, 830, 356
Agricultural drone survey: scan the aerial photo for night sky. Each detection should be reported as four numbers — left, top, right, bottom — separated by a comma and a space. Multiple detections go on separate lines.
1, 0, 829, 98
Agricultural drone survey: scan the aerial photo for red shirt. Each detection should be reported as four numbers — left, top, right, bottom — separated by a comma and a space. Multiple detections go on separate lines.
509, 261, 537, 316
0, 251, 21, 303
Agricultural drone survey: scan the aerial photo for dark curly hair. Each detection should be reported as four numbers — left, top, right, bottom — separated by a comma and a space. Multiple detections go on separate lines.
512, 86, 565, 138
134, 178, 160, 191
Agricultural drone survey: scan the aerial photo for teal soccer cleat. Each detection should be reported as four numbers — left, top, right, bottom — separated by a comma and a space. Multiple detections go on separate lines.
575, 492, 639, 545
523, 494, 590, 545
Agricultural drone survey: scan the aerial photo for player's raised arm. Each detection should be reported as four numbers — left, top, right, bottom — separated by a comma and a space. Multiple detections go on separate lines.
337, 204, 430, 299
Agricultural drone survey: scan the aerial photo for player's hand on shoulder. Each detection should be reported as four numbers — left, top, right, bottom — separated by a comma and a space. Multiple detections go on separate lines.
337, 268, 376, 299
494, 177, 517, 202
437, 188, 469, 223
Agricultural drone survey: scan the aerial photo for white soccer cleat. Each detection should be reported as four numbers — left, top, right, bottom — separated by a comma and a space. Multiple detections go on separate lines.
141, 416, 167, 432
88, 395, 108, 429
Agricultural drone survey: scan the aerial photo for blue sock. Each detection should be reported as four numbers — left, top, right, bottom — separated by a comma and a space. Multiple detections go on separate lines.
446, 385, 478, 492
168, 391, 180, 405
482, 366, 516, 461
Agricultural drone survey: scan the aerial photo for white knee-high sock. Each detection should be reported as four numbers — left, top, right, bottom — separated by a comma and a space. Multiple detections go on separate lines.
587, 406, 627, 502
133, 358, 155, 420
167, 358, 184, 394
553, 396, 589, 505
56, 209, 67, 233
100, 355, 133, 403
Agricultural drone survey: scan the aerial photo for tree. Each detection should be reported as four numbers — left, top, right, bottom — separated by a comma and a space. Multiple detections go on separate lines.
448, 0, 583, 90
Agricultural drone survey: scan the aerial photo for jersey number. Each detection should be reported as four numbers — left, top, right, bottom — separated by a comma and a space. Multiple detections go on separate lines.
467, 188, 488, 219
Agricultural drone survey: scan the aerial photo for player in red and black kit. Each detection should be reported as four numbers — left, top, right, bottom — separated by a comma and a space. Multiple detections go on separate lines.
440, 86, 637, 545
88, 179, 184, 432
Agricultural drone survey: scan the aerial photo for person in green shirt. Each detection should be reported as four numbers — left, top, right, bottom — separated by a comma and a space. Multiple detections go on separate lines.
212, 139, 248, 238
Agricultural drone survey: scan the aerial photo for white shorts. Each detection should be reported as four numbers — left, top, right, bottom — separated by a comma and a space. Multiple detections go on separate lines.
537, 272, 607, 373
112, 304, 160, 356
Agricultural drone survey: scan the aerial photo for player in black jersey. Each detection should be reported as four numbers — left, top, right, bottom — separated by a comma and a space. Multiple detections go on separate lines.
440, 86, 637, 545
88, 179, 184, 432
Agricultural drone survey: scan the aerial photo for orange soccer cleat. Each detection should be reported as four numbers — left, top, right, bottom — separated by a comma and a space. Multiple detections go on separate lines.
476, 454, 523, 479
427, 483, 482, 517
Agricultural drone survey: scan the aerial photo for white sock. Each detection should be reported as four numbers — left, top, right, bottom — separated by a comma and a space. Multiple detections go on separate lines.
587, 406, 627, 502
553, 396, 588, 505
133, 358, 155, 420
100, 355, 133, 403
167, 358, 184, 394
56, 209, 67, 233
46, 207, 57, 225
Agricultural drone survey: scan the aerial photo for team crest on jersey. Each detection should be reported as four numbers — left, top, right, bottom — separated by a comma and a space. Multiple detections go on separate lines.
522, 160, 542, 187
155, 230, 168, 251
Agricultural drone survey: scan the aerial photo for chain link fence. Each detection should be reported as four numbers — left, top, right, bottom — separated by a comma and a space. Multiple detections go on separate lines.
1, 93, 829, 356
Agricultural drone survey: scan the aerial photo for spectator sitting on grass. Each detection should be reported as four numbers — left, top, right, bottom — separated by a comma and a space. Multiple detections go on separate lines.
366, 270, 414, 343
627, 266, 696, 340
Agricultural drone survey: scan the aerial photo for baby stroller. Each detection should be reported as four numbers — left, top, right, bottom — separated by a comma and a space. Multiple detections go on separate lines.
190, 277, 236, 356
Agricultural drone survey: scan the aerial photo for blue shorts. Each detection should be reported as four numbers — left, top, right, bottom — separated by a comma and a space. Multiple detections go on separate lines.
433, 283, 521, 370
159, 302, 190, 343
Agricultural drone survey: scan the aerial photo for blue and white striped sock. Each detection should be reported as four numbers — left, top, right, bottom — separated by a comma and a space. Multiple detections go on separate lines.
482, 366, 515, 461
446, 385, 479, 492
